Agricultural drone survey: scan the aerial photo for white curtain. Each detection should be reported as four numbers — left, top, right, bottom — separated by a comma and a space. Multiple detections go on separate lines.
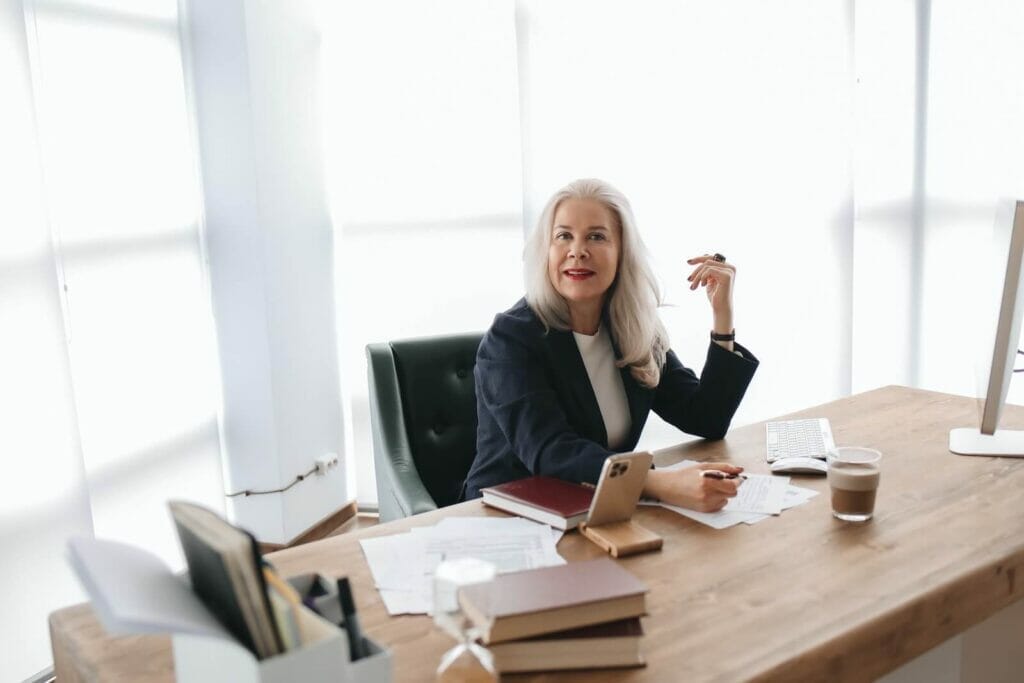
915, 0, 1024, 404
0, 1, 93, 678
1, 0, 224, 678
854, 0, 1024, 404
518, 0, 855, 448
319, 0, 524, 504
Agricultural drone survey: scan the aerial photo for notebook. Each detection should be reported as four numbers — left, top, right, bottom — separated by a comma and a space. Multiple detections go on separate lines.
169, 501, 283, 659
457, 557, 647, 644
480, 476, 594, 529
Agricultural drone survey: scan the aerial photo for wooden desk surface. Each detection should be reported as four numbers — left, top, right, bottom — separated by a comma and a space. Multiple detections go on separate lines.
50, 386, 1024, 682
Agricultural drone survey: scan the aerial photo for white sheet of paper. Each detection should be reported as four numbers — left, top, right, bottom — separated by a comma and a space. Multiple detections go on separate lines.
657, 502, 761, 529
359, 517, 565, 616
359, 533, 428, 591
377, 588, 431, 615
67, 537, 232, 639
742, 485, 820, 525
781, 484, 820, 510
724, 473, 789, 515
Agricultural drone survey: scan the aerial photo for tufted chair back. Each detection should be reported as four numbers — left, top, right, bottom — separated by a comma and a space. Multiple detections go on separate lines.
366, 333, 483, 522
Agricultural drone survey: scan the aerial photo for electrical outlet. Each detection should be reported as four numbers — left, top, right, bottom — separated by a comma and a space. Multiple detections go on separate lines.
315, 453, 338, 475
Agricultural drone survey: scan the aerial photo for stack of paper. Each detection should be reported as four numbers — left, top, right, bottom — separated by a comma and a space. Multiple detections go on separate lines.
639, 460, 820, 529
360, 517, 565, 615
68, 537, 232, 639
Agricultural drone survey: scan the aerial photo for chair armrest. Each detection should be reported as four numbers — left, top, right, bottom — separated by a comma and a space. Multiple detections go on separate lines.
366, 343, 438, 521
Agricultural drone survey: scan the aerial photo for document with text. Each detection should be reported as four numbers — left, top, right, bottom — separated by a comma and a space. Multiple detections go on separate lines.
723, 473, 789, 515
359, 517, 564, 615
639, 460, 817, 528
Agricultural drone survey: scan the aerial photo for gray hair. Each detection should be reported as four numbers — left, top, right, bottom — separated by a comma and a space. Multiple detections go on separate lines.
524, 178, 669, 388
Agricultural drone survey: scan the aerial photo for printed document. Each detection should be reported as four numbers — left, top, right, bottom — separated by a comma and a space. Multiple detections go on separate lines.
723, 473, 789, 515
360, 517, 565, 615
639, 460, 816, 528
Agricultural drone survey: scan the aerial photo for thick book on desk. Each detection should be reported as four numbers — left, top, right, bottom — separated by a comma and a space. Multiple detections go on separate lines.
480, 476, 594, 529
457, 557, 647, 644
169, 501, 282, 659
488, 617, 644, 673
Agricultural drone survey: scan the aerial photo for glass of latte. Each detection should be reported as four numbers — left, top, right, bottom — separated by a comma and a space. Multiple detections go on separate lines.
827, 447, 881, 522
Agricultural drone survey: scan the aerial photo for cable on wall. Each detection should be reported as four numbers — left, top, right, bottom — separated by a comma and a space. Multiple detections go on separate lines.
225, 465, 318, 498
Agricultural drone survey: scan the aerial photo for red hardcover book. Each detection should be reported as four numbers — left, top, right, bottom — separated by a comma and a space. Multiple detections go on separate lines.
480, 476, 593, 529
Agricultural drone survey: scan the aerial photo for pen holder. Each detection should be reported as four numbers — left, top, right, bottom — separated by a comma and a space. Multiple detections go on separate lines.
172, 574, 392, 683
173, 630, 391, 683
174, 630, 389, 683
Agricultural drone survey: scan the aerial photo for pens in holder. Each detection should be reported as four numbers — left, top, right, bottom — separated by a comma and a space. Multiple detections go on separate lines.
336, 577, 367, 661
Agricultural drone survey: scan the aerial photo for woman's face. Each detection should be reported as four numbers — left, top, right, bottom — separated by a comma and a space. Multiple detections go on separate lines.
547, 198, 621, 310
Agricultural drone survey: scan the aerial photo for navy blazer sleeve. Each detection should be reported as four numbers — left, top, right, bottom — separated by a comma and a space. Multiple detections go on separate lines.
465, 299, 760, 499
652, 342, 759, 440
475, 313, 613, 486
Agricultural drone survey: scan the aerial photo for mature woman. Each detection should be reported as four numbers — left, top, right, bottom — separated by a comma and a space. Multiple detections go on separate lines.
462, 178, 758, 512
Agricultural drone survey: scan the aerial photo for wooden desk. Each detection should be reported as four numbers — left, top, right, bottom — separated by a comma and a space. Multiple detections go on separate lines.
50, 386, 1024, 682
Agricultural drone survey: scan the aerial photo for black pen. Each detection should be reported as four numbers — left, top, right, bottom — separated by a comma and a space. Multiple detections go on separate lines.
700, 470, 745, 480
337, 577, 367, 661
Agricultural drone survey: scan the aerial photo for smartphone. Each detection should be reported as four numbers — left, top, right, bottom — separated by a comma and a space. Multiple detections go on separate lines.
586, 451, 654, 527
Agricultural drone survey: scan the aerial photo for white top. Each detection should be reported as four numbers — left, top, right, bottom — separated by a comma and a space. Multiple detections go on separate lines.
573, 326, 632, 449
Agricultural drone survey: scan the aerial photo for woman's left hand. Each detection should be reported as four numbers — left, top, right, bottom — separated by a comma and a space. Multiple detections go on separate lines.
686, 254, 735, 330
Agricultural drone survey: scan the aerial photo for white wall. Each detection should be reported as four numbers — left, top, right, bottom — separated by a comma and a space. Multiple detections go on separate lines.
183, 0, 347, 542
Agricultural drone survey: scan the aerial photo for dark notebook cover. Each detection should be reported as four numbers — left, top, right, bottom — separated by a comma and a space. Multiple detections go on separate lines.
172, 517, 260, 655
170, 502, 282, 659
481, 476, 594, 518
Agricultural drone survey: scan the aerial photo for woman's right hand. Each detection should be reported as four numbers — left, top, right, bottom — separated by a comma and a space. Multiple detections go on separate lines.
643, 462, 744, 512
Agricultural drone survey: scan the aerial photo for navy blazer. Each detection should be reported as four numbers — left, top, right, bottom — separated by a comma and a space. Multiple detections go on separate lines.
462, 298, 759, 500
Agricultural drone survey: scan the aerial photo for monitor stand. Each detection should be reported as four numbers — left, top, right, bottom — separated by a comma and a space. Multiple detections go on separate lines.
949, 428, 1024, 457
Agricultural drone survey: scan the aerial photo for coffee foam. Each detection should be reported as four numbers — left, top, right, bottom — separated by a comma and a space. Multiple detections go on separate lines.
828, 462, 880, 492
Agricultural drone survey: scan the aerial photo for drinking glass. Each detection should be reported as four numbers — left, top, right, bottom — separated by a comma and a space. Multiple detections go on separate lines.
827, 447, 882, 522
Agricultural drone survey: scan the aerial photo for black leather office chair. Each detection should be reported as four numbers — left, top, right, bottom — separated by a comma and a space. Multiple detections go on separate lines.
366, 333, 483, 522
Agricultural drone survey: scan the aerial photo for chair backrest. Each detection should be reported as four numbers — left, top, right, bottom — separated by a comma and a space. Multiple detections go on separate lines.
366, 333, 483, 520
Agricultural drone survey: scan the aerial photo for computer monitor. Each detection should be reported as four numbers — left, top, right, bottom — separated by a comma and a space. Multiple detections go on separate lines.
949, 199, 1024, 456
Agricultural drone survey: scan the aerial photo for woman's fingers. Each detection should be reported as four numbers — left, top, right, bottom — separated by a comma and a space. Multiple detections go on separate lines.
687, 254, 733, 266
702, 477, 741, 496
687, 264, 733, 291
686, 255, 736, 271
687, 262, 737, 275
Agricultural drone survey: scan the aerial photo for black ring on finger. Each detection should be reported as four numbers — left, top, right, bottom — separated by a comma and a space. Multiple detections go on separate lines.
712, 252, 726, 263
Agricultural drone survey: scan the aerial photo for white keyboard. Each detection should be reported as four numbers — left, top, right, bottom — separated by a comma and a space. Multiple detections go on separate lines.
766, 418, 837, 463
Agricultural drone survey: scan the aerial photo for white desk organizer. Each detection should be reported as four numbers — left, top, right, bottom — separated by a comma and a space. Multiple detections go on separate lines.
173, 606, 392, 683
67, 536, 391, 682
175, 574, 392, 683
